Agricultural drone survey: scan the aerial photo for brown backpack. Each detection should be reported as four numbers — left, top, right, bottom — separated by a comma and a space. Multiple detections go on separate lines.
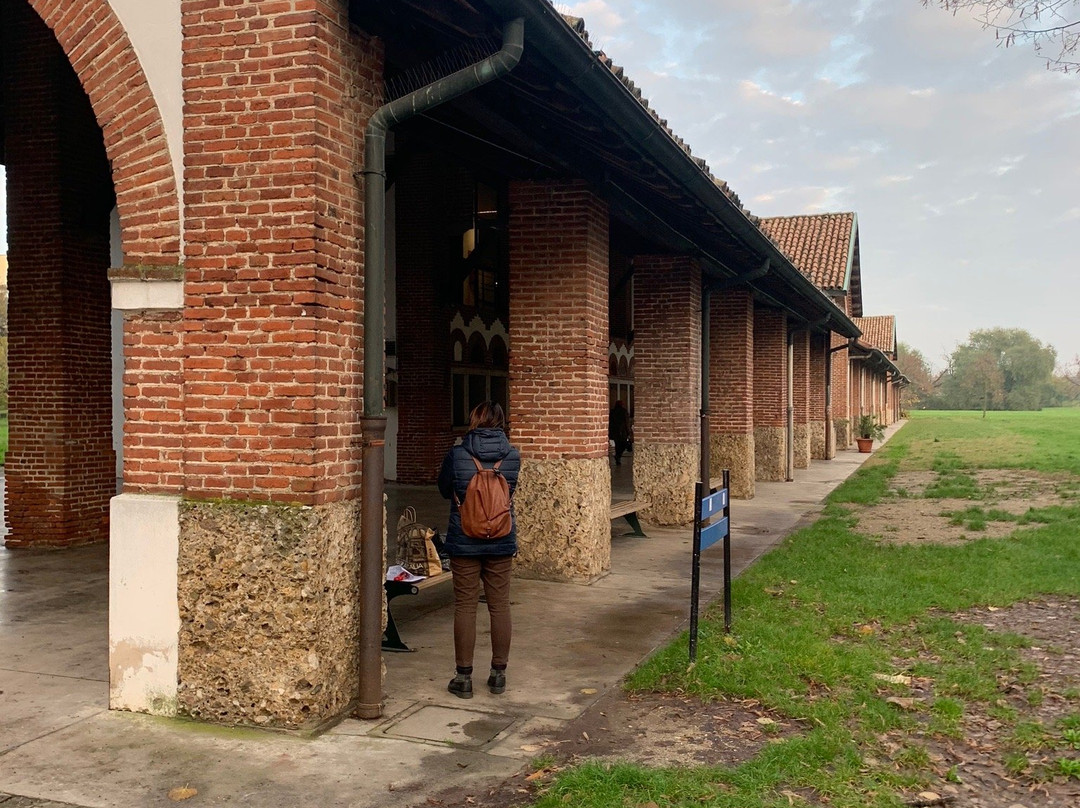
454, 456, 513, 540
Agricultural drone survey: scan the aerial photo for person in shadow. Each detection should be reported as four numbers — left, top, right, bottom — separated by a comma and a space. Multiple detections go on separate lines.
608, 399, 631, 466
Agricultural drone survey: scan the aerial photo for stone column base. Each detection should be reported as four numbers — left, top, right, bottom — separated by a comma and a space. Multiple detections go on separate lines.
834, 418, 851, 450
810, 420, 827, 460
110, 494, 181, 716
754, 427, 786, 481
793, 424, 810, 469
177, 498, 364, 730
514, 457, 610, 582
710, 433, 755, 499
634, 442, 698, 526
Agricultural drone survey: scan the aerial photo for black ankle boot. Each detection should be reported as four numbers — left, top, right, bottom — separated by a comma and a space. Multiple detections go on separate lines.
447, 673, 473, 699
487, 668, 506, 695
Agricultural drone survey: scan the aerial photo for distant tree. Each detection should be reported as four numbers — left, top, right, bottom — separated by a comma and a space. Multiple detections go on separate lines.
895, 342, 935, 409
937, 328, 1056, 412
1052, 355, 1080, 405
924, 0, 1080, 71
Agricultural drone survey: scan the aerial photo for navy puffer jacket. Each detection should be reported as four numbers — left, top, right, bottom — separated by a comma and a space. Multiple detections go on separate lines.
438, 427, 520, 557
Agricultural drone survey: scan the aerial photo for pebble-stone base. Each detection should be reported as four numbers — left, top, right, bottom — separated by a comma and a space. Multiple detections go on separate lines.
710, 432, 755, 499
634, 442, 699, 526
513, 457, 611, 582
793, 423, 810, 470
176, 498, 364, 730
754, 426, 787, 482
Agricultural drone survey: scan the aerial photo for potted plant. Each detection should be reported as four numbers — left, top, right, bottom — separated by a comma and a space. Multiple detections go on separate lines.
855, 414, 884, 453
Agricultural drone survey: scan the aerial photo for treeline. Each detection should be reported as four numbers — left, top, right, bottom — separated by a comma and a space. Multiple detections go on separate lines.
897, 329, 1079, 413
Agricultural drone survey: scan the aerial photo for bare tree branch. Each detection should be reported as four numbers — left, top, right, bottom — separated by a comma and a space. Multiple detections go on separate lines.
924, 0, 1080, 71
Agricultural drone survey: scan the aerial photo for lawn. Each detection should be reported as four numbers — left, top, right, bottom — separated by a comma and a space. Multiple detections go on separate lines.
0, 412, 7, 465
525, 410, 1080, 808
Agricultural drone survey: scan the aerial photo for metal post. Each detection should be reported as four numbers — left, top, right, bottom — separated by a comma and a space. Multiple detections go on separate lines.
689, 480, 704, 662
722, 468, 732, 633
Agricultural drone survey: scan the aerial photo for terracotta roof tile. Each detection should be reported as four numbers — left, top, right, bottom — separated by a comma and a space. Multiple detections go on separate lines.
853, 315, 896, 355
759, 213, 856, 290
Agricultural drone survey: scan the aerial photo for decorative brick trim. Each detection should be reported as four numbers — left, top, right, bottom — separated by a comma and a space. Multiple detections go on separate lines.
26, 0, 182, 266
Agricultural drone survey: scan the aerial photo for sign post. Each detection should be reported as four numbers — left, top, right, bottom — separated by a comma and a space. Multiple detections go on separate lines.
689, 469, 731, 662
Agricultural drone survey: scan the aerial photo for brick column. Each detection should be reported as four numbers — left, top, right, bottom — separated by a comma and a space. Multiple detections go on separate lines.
2, 1, 115, 548
709, 290, 755, 498
508, 180, 610, 582
810, 333, 831, 459
831, 334, 851, 449
792, 329, 811, 470
753, 307, 787, 481
176, 1, 381, 729
633, 256, 701, 525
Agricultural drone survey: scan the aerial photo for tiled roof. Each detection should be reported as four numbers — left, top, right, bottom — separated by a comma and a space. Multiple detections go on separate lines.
758, 213, 856, 290
561, 14, 759, 224
853, 315, 896, 355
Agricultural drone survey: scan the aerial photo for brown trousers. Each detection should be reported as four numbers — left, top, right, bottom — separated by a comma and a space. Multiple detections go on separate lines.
449, 555, 513, 670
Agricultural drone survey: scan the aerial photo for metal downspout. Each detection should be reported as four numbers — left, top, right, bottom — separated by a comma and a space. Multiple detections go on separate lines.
356, 18, 525, 720
700, 286, 711, 487
786, 328, 794, 482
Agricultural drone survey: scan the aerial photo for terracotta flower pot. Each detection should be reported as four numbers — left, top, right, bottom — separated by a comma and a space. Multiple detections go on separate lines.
856, 437, 874, 453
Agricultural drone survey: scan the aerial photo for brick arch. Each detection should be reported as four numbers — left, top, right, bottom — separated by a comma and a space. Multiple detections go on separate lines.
26, 0, 181, 266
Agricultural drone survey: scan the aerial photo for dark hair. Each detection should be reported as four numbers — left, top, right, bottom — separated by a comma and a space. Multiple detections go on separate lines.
468, 401, 505, 432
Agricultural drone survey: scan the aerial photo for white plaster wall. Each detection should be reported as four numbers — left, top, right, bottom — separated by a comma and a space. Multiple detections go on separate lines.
107, 0, 184, 234
109, 494, 181, 715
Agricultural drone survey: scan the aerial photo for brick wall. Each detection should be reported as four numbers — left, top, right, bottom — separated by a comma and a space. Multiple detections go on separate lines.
508, 181, 609, 458
633, 256, 701, 444
792, 329, 810, 426
753, 308, 787, 428
710, 289, 754, 433
2, 0, 116, 546
180, 0, 379, 502
831, 334, 849, 421
810, 332, 827, 422
122, 311, 186, 492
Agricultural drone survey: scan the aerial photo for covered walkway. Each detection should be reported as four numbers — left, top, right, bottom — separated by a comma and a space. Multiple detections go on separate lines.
0, 424, 900, 808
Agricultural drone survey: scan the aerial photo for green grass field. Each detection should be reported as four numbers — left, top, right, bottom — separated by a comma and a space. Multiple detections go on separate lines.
0, 412, 7, 465
527, 410, 1080, 808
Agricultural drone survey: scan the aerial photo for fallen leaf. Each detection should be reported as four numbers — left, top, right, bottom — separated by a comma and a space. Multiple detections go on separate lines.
886, 696, 922, 710
520, 744, 540, 752
580, 688, 597, 695
874, 673, 913, 686
168, 787, 198, 802
582, 731, 590, 741
756, 717, 776, 726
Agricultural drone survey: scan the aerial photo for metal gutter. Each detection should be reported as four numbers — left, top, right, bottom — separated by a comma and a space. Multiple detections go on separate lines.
477, 0, 860, 338
356, 17, 525, 720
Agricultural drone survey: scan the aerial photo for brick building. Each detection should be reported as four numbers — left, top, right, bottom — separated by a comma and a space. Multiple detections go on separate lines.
1, 0, 906, 729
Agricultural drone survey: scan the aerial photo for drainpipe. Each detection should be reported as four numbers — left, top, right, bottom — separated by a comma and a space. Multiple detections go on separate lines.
786, 328, 794, 482
700, 285, 711, 487
356, 17, 525, 720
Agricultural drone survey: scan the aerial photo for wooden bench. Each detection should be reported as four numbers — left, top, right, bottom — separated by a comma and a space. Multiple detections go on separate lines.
610, 499, 648, 537
383, 571, 453, 652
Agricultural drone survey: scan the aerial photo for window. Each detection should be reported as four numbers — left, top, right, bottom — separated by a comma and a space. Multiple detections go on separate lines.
459, 181, 507, 314
452, 370, 508, 429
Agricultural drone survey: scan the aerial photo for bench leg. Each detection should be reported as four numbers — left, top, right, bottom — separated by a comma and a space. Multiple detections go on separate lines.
622, 512, 647, 537
382, 593, 414, 653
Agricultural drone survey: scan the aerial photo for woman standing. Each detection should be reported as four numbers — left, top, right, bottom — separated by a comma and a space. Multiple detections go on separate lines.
437, 401, 520, 698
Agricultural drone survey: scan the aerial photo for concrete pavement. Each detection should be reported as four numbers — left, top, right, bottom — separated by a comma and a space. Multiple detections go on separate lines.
0, 425, 901, 807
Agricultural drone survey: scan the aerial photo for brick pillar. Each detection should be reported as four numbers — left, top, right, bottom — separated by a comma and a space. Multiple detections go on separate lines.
508, 180, 610, 582
831, 334, 851, 449
810, 333, 831, 459
2, 1, 115, 548
176, 2, 381, 729
709, 290, 755, 499
753, 307, 787, 481
633, 256, 701, 525
792, 329, 811, 470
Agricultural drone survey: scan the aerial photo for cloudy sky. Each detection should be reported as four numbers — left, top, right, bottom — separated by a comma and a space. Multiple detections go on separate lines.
2, 2, 1077, 369
562, 0, 1080, 370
